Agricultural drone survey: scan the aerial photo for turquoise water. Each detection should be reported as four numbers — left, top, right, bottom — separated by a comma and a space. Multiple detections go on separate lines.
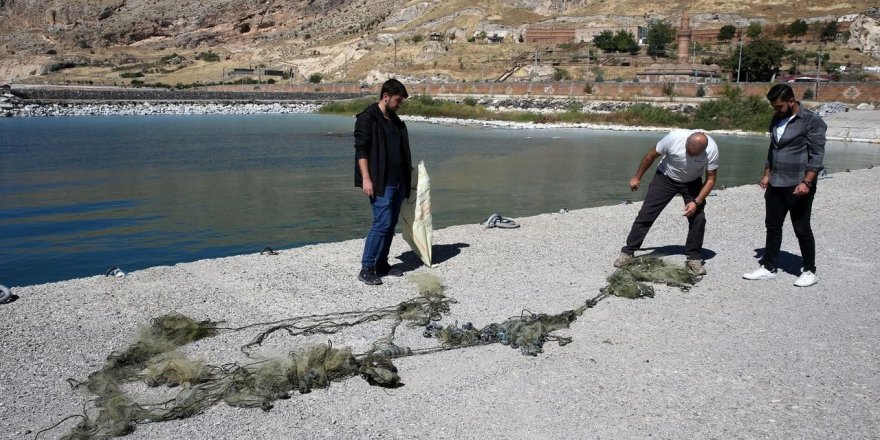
1, 114, 878, 287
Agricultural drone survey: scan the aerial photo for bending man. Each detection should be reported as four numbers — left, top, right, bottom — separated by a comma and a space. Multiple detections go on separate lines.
614, 129, 719, 275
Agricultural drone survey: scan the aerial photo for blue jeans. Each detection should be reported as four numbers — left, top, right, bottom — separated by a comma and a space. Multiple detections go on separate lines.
361, 185, 404, 270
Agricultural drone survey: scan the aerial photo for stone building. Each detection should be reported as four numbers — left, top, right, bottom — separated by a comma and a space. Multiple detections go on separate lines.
637, 12, 726, 83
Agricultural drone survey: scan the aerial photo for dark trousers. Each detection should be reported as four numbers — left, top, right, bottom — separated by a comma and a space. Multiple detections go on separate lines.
760, 185, 816, 273
622, 172, 706, 260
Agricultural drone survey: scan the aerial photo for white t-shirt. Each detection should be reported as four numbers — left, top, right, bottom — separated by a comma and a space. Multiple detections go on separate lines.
774, 114, 797, 140
655, 129, 719, 183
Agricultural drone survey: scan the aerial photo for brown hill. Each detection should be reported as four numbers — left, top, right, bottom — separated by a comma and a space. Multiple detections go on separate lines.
0, 0, 876, 85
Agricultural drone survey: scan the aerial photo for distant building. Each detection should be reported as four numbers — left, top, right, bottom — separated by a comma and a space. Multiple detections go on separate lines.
637, 63, 725, 83
677, 12, 692, 64
637, 13, 725, 83
577, 26, 646, 45
525, 28, 575, 44
487, 34, 504, 44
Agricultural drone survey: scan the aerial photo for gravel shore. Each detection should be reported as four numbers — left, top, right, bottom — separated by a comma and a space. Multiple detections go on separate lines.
1, 166, 878, 439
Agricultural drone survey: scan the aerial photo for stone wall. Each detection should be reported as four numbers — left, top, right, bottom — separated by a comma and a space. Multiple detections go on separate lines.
11, 82, 880, 105
205, 82, 880, 104
10, 87, 365, 102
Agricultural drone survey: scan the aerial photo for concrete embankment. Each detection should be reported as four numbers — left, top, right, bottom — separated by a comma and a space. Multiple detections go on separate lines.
1, 168, 878, 439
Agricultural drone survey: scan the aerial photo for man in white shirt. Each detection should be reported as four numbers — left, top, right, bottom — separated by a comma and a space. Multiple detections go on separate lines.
614, 129, 719, 275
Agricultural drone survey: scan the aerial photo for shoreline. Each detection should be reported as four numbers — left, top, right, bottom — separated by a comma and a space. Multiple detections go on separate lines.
4, 94, 877, 143
1, 168, 878, 438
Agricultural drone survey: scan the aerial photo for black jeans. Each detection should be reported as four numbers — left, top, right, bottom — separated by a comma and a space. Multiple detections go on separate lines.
760, 185, 816, 273
622, 172, 706, 260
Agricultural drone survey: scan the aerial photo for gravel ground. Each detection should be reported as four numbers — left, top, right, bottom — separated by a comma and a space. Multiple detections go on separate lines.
822, 109, 880, 143
1, 167, 879, 440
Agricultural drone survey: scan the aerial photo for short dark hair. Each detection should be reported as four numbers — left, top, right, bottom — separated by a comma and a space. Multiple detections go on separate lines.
380, 78, 408, 99
766, 84, 795, 102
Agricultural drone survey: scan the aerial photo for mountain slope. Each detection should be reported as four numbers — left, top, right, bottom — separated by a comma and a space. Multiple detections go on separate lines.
1, 0, 876, 84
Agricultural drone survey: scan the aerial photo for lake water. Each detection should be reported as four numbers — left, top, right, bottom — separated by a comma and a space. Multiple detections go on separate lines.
1, 114, 878, 287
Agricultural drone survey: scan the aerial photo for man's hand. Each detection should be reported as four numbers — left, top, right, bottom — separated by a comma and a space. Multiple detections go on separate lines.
362, 178, 374, 197
758, 175, 770, 189
629, 176, 641, 192
793, 182, 810, 196
683, 201, 698, 217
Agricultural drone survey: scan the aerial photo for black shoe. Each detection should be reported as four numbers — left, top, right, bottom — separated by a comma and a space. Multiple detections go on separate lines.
358, 268, 382, 285
376, 263, 404, 277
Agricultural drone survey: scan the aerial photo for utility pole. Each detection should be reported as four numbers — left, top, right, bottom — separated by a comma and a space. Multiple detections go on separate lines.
586, 44, 590, 80
815, 49, 822, 100
736, 34, 744, 83
394, 39, 397, 67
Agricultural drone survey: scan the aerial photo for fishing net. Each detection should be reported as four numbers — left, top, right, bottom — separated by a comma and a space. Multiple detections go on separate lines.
43, 257, 698, 439
601, 255, 701, 299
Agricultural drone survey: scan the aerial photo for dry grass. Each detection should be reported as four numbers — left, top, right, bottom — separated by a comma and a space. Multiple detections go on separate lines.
9, 0, 878, 85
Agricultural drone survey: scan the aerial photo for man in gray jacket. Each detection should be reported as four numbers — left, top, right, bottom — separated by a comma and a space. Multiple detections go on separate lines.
743, 84, 825, 287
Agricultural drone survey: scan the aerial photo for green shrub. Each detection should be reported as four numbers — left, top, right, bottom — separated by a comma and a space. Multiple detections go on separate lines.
696, 85, 706, 97
802, 88, 814, 100
623, 104, 689, 126
308, 73, 323, 84
554, 68, 571, 81
692, 92, 772, 132
463, 97, 477, 106
197, 51, 220, 62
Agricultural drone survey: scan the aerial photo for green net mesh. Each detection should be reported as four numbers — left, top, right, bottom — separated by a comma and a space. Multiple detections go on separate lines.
43, 257, 698, 439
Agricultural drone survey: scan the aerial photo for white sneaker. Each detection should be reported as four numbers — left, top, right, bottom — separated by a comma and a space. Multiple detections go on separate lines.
743, 266, 777, 280
794, 270, 818, 287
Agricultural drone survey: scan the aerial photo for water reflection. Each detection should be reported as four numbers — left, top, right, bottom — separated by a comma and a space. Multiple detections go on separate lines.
1, 114, 877, 286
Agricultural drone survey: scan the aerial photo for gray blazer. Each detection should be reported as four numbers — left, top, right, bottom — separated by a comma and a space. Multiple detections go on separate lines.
766, 104, 826, 187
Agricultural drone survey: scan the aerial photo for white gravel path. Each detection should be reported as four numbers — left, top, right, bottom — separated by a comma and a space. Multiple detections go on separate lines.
1, 167, 879, 439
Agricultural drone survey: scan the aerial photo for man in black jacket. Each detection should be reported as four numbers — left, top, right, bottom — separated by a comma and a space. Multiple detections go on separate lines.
354, 79, 412, 285
743, 84, 825, 287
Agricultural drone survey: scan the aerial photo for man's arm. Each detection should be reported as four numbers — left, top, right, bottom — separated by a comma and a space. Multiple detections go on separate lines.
759, 147, 772, 189
354, 114, 374, 197
794, 116, 826, 196
684, 169, 717, 217
358, 158, 373, 197
629, 147, 661, 191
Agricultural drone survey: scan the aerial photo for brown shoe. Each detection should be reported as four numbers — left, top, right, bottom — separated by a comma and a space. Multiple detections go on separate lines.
686, 259, 707, 275
613, 252, 634, 268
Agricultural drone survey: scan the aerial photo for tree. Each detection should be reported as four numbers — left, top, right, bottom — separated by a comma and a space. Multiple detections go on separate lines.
729, 38, 785, 82
819, 21, 839, 42
788, 19, 808, 42
646, 20, 675, 57
593, 30, 615, 52
718, 24, 737, 42
746, 22, 763, 39
612, 30, 639, 54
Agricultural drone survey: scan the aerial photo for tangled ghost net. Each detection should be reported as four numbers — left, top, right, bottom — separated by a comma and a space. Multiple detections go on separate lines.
41, 256, 697, 439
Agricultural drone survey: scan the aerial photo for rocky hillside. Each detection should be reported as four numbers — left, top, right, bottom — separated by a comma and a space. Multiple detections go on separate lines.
1, 0, 878, 84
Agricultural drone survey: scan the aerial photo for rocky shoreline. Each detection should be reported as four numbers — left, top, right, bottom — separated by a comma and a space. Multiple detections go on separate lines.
4, 99, 321, 117
3, 88, 878, 143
